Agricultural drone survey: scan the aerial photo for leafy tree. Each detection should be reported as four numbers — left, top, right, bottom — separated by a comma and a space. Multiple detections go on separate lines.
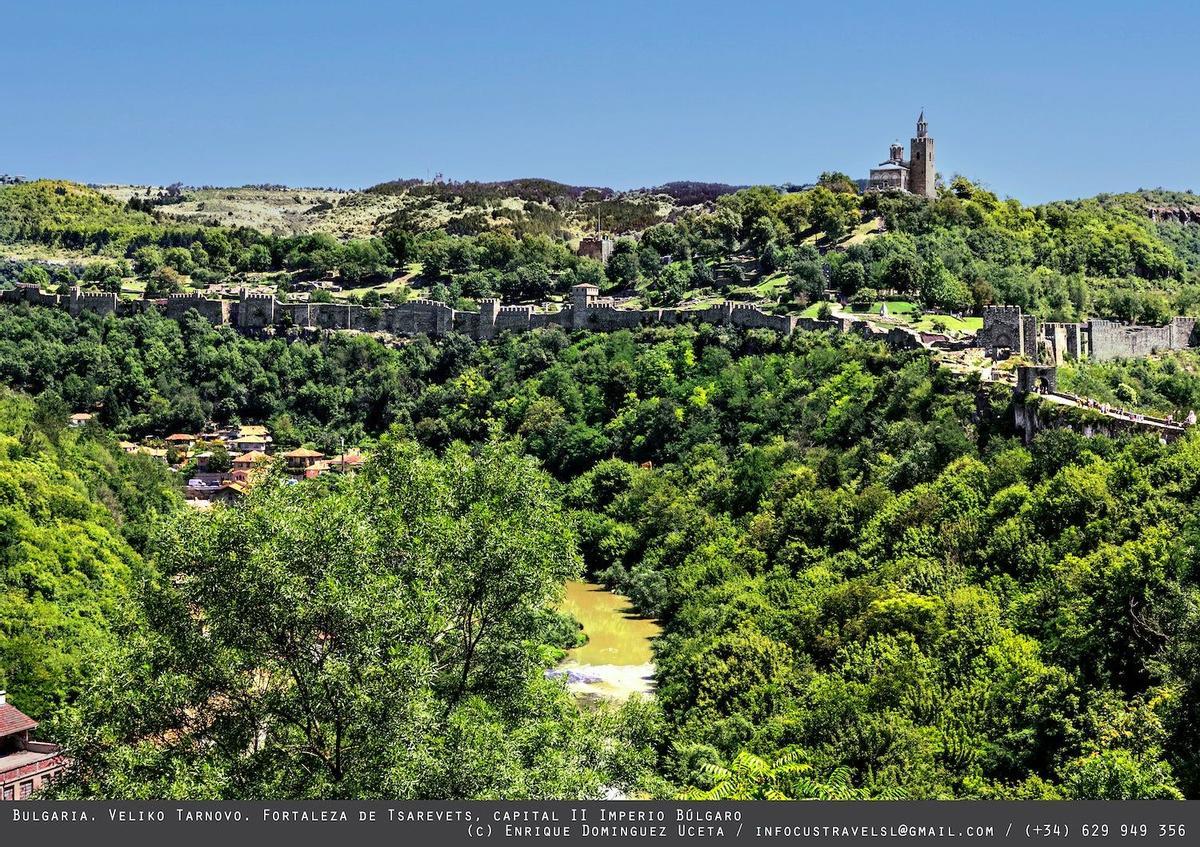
19, 264, 50, 288
132, 246, 164, 276
832, 260, 866, 298
54, 439, 657, 799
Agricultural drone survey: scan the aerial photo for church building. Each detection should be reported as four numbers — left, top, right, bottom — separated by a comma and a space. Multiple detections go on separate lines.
867, 112, 936, 198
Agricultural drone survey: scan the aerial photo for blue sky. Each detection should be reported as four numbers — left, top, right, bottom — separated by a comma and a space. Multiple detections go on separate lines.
3, 0, 1197, 203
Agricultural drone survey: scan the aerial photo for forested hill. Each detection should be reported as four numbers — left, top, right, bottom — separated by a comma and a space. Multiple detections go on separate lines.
1, 301, 1199, 798
3, 176, 1199, 328
0, 389, 180, 719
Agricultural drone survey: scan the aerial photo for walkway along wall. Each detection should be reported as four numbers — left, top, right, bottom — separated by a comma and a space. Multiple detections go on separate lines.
0, 283, 929, 352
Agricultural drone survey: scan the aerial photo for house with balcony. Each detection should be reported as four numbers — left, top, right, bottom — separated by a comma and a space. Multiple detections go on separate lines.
0, 692, 65, 800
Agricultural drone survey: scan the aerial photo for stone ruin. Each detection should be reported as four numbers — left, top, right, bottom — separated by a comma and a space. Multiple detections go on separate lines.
978, 305, 1199, 363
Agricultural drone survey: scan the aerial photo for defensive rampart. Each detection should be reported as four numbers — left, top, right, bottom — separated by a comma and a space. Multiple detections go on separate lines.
0, 283, 932, 355
979, 305, 1200, 363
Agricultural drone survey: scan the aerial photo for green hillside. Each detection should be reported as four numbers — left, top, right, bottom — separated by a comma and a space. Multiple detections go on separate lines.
0, 389, 180, 719
3, 176, 1200, 325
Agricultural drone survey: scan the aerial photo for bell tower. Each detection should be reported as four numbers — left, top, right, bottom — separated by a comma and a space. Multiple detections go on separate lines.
908, 110, 936, 198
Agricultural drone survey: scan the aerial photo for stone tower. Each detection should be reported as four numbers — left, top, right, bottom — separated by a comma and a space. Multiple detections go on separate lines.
908, 111, 936, 198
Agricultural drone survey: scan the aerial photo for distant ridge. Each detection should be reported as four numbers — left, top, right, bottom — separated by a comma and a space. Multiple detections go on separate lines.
365, 177, 747, 207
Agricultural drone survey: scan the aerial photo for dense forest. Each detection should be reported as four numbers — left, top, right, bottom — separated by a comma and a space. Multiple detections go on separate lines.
1, 302, 1199, 799
0, 389, 179, 716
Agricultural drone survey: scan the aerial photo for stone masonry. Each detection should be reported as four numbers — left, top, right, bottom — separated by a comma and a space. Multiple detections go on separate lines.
978, 304, 1200, 363
0, 283, 928, 353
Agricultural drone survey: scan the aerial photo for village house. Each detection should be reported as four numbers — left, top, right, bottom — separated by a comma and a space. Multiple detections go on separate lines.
67, 412, 92, 428
230, 450, 271, 483
185, 472, 234, 501
165, 433, 196, 450
283, 447, 325, 473
0, 691, 65, 801
303, 459, 330, 479
237, 424, 271, 439
138, 446, 169, 465
327, 452, 366, 474
210, 481, 249, 505
229, 433, 271, 454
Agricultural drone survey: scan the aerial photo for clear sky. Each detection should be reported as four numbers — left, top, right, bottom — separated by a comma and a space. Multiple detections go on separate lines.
3, 0, 1197, 203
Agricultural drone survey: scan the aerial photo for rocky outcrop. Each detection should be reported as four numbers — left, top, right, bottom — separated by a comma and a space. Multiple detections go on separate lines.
1146, 206, 1200, 225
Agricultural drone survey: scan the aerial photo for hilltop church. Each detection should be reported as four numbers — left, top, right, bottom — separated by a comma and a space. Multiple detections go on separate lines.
867, 112, 936, 198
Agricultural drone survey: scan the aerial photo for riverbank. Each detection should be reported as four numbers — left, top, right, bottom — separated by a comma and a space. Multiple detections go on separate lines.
554, 580, 660, 701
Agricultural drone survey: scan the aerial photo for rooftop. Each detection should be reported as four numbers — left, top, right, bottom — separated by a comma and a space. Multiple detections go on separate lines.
0, 702, 37, 737
232, 450, 270, 464
329, 453, 365, 465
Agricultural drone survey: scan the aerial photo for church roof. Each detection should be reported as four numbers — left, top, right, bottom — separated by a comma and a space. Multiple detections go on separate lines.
872, 161, 908, 171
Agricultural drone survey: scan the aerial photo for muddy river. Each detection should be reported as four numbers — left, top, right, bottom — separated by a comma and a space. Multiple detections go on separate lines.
554, 580, 661, 700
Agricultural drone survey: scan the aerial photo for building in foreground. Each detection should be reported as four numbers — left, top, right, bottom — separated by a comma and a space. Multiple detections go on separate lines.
0, 691, 65, 800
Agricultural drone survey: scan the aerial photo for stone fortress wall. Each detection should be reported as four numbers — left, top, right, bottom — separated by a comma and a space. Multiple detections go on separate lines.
978, 305, 1200, 363
6, 282, 1197, 364
0, 282, 929, 352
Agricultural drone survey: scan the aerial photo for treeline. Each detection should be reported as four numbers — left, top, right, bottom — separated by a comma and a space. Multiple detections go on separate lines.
7, 177, 1200, 326
0, 389, 180, 719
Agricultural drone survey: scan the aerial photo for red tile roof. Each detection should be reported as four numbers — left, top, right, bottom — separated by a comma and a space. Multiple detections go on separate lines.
231, 450, 270, 465
330, 453, 365, 465
0, 703, 37, 737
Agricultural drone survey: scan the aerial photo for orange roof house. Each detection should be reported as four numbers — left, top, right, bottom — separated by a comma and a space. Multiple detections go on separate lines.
328, 453, 366, 473
282, 448, 325, 470
211, 481, 249, 505
0, 691, 65, 801
231, 450, 270, 468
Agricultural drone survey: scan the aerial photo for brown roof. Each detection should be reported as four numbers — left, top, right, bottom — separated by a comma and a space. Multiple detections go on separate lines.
283, 448, 325, 458
0, 703, 37, 737
329, 454, 365, 465
165, 433, 195, 442
231, 450, 269, 465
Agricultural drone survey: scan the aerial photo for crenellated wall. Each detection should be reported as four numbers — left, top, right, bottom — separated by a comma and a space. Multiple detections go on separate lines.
164, 292, 231, 324
0, 284, 934, 355
981, 305, 1200, 363
1087, 318, 1196, 362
